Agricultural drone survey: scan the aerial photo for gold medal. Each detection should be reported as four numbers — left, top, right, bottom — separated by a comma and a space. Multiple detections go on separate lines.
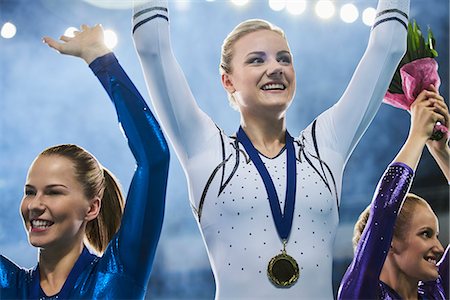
267, 241, 299, 288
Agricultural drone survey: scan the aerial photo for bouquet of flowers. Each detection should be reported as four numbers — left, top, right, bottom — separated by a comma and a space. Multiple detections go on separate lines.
384, 20, 447, 140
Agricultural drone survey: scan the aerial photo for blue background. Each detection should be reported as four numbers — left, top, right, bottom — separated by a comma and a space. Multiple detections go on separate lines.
0, 0, 448, 298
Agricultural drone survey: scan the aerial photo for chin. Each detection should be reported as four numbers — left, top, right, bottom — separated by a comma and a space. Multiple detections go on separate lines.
28, 236, 51, 249
29, 240, 43, 248
420, 270, 440, 282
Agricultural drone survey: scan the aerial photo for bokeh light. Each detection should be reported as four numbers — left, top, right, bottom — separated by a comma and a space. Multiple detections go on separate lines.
231, 0, 249, 6
1, 22, 17, 39
104, 29, 118, 49
340, 3, 359, 23
315, 0, 335, 19
362, 7, 376, 26
269, 0, 286, 12
286, 0, 307, 15
64, 26, 78, 38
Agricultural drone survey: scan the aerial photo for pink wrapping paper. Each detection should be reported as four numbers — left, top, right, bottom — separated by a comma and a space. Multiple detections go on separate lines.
384, 57, 448, 140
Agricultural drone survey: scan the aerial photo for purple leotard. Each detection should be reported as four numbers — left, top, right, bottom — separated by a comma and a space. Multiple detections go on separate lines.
338, 162, 449, 300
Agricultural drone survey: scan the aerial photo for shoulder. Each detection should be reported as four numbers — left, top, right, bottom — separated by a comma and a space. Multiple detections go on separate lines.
0, 255, 26, 274
0, 255, 34, 296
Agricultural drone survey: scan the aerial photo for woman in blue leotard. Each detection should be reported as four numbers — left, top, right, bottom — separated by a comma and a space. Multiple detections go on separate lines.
0, 24, 169, 299
338, 86, 449, 299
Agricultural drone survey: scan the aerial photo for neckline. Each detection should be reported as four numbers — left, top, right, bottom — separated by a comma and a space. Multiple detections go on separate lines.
257, 145, 287, 160
31, 246, 97, 299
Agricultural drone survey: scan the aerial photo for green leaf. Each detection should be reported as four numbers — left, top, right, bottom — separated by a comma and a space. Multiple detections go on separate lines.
427, 26, 438, 57
387, 19, 439, 95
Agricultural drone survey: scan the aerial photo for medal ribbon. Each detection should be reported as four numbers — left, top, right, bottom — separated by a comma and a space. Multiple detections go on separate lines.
237, 126, 297, 240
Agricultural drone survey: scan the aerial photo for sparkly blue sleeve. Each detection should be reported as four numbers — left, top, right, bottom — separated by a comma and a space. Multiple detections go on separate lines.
337, 162, 414, 299
0, 255, 29, 299
89, 53, 169, 285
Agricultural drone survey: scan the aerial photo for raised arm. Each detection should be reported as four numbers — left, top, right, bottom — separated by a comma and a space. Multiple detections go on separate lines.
44, 25, 169, 286
338, 88, 446, 299
132, 0, 218, 165
323, 0, 409, 162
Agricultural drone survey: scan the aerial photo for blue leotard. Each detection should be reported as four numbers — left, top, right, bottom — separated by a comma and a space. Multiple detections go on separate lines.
338, 162, 449, 300
0, 53, 169, 299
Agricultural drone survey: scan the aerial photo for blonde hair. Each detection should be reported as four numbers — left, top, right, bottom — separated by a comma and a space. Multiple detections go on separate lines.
40, 144, 124, 253
352, 193, 430, 252
219, 19, 286, 109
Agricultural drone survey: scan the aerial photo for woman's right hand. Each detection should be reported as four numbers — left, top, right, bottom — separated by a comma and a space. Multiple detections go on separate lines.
43, 24, 111, 64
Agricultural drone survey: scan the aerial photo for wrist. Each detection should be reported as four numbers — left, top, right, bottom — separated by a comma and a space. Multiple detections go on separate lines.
406, 132, 429, 146
82, 46, 112, 64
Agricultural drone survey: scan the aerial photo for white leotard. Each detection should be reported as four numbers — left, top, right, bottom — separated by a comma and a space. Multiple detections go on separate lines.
132, 1, 409, 298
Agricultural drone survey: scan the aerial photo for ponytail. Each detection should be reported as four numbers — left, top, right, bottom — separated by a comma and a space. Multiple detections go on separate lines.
85, 168, 124, 253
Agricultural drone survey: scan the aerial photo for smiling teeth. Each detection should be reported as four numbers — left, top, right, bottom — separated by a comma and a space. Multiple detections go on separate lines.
426, 258, 437, 264
31, 220, 53, 228
262, 83, 285, 90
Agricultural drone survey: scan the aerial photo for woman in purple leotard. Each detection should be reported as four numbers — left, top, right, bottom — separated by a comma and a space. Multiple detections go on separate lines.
338, 85, 449, 299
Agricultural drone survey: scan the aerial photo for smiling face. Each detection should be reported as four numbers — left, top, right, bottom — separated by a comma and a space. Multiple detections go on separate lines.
221, 29, 296, 117
20, 155, 97, 251
391, 202, 444, 282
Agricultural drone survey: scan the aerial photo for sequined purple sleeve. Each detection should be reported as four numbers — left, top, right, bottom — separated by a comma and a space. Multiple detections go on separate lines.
338, 162, 414, 299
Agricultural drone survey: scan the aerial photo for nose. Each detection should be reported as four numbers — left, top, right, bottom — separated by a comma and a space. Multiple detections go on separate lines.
266, 60, 283, 77
433, 238, 445, 257
27, 193, 45, 212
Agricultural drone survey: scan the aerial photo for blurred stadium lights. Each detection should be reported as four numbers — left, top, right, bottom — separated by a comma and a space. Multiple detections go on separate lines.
362, 7, 377, 26
78, 0, 375, 26
286, 1, 307, 15
2, 0, 376, 43
315, 0, 335, 20
340, 3, 359, 23
64, 27, 78, 38
268, 0, 286, 12
104, 29, 118, 49
81, 0, 134, 9
231, 0, 249, 6
1, 22, 17, 39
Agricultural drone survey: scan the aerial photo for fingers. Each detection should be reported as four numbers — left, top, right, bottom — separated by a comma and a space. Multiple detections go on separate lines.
42, 36, 63, 51
428, 84, 438, 93
431, 100, 449, 126
59, 35, 72, 42
413, 89, 445, 116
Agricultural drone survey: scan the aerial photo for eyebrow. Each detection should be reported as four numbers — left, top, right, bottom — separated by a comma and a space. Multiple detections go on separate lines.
277, 50, 292, 56
25, 184, 68, 189
246, 51, 266, 58
246, 50, 291, 57
418, 226, 438, 234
